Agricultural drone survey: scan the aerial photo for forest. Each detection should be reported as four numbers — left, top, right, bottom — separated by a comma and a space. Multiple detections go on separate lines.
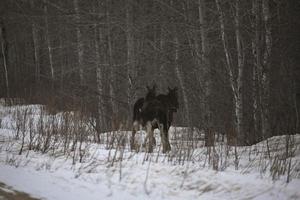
1, 0, 299, 145
1, 1, 300, 199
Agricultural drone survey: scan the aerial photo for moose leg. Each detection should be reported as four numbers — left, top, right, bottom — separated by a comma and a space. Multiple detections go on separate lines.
165, 126, 171, 152
131, 121, 138, 151
151, 120, 158, 146
160, 125, 171, 153
159, 124, 167, 153
146, 121, 154, 153
130, 131, 136, 151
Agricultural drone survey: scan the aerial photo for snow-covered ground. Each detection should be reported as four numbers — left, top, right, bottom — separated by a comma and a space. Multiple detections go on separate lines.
0, 104, 300, 200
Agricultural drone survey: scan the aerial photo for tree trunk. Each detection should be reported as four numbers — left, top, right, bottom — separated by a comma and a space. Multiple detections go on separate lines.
32, 23, 40, 84
215, 0, 236, 97
159, 26, 166, 90
30, 1, 40, 85
174, 34, 190, 124
234, 0, 244, 144
126, 0, 136, 119
59, 31, 65, 106
0, 20, 9, 98
216, 0, 245, 145
261, 0, 271, 139
95, 25, 106, 140
252, 46, 259, 143
43, 0, 54, 82
106, 0, 117, 118
198, 0, 212, 136
198, 0, 207, 63
251, 0, 261, 143
74, 0, 84, 85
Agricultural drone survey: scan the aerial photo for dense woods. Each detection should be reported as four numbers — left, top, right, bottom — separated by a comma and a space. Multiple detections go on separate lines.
0, 0, 299, 145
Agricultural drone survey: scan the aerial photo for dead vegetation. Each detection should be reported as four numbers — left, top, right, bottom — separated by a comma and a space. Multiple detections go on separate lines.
0, 104, 299, 183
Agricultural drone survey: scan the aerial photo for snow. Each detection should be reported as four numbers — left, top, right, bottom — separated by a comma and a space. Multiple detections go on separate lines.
0, 104, 300, 200
1, 150, 299, 200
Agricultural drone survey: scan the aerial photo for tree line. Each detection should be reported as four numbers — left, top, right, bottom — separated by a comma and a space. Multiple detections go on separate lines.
0, 0, 299, 145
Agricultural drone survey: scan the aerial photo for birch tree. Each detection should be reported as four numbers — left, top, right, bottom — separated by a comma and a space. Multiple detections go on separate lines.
251, 0, 272, 141
1, 0, 297, 140
216, 0, 245, 145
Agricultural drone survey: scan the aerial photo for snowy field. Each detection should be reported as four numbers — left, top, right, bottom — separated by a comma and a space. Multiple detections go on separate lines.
0, 104, 300, 200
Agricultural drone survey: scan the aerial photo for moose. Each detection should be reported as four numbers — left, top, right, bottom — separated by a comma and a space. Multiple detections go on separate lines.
131, 84, 179, 153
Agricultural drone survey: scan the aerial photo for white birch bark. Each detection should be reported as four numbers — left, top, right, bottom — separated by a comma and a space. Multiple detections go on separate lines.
215, 0, 237, 99
216, 0, 244, 144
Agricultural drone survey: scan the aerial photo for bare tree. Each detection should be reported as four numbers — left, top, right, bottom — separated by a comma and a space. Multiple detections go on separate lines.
106, 0, 118, 120
215, 0, 245, 144
251, 0, 260, 143
0, 19, 9, 98
261, 0, 272, 139
126, 0, 136, 118
0, 0, 297, 143
43, 0, 54, 82
174, 32, 190, 124
30, 1, 40, 85
95, 24, 106, 140
197, 0, 212, 143
251, 0, 272, 141
74, 0, 84, 85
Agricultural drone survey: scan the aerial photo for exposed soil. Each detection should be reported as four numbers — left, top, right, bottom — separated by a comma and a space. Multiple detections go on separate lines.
0, 182, 40, 200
